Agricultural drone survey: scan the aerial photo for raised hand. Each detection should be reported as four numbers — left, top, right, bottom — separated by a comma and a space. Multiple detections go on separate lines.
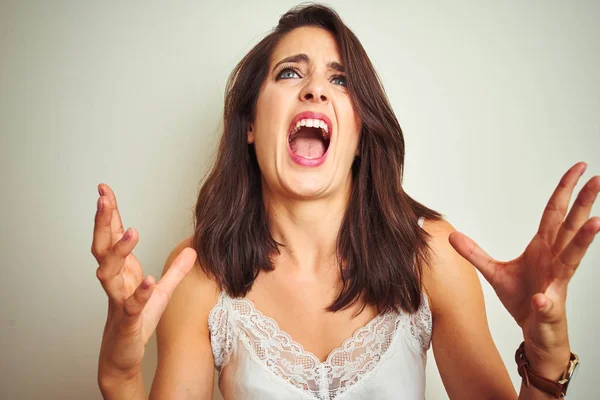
448, 162, 599, 359
92, 184, 197, 377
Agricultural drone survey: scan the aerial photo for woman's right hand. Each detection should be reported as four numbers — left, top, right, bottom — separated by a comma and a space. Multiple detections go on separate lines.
92, 184, 197, 380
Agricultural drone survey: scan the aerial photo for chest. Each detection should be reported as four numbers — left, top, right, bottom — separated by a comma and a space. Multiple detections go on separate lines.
245, 271, 380, 362
211, 289, 431, 400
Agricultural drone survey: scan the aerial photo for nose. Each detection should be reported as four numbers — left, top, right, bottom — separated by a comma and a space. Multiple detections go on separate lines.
299, 77, 329, 103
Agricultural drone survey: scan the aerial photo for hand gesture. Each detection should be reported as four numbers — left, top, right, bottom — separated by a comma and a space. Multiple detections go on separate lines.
449, 162, 599, 356
92, 184, 197, 376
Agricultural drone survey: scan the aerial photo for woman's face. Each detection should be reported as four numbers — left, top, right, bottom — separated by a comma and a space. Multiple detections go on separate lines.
249, 26, 361, 201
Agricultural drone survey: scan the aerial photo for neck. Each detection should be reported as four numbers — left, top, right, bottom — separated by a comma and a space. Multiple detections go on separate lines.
262, 183, 352, 275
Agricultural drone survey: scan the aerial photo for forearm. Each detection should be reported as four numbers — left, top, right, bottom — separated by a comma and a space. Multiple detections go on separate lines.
99, 369, 147, 400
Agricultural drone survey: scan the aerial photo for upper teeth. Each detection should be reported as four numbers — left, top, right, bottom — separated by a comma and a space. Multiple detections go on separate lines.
292, 118, 329, 135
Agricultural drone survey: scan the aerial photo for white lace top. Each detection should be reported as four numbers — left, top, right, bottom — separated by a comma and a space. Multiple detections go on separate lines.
207, 217, 432, 400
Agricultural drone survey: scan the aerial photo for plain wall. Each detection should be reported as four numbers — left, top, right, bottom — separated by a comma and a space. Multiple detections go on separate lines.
1, 1, 598, 399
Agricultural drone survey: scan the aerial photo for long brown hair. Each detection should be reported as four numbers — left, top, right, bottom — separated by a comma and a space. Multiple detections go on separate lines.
193, 4, 442, 314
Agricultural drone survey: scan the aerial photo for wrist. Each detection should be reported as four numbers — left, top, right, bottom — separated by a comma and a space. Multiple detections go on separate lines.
522, 322, 570, 379
516, 340, 579, 399
98, 365, 143, 394
522, 340, 571, 381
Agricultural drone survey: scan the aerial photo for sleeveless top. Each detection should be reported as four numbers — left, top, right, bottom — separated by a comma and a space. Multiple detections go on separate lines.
207, 217, 432, 400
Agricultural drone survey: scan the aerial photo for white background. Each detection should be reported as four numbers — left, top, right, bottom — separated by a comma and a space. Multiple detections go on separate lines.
1, 1, 598, 398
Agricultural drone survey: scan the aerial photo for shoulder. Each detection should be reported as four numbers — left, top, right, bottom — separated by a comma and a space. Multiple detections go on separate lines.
420, 217, 461, 259
158, 235, 220, 332
161, 236, 220, 313
151, 237, 219, 398
416, 221, 516, 397
419, 218, 482, 318
158, 235, 221, 345
420, 217, 463, 272
163, 237, 219, 292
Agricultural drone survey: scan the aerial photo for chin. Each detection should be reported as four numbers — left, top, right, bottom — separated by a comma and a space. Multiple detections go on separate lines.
280, 174, 333, 199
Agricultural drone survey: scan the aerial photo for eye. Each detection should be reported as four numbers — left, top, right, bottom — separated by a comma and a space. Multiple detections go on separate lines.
331, 75, 348, 87
277, 67, 301, 80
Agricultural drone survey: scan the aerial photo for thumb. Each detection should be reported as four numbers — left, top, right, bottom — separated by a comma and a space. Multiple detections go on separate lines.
531, 293, 558, 323
448, 231, 498, 284
141, 247, 197, 329
124, 275, 155, 317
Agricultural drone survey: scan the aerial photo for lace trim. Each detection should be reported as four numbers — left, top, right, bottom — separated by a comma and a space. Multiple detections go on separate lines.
218, 293, 431, 400
207, 293, 233, 371
404, 294, 432, 356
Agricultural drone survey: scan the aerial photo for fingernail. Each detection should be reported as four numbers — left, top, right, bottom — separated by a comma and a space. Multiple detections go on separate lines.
122, 229, 131, 242
141, 277, 150, 290
98, 185, 104, 196
97, 197, 103, 212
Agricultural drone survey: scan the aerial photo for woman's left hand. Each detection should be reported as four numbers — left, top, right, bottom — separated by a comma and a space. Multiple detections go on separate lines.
449, 162, 599, 370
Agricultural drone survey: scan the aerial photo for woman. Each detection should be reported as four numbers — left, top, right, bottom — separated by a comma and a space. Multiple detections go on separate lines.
92, 4, 598, 399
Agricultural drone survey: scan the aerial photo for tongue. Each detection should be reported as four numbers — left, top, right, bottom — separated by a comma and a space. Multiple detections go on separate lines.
290, 137, 325, 159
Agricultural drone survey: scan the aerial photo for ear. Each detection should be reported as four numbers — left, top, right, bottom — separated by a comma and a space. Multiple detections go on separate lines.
247, 123, 255, 144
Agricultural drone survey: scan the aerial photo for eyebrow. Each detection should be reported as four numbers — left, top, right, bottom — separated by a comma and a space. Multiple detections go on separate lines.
272, 53, 345, 73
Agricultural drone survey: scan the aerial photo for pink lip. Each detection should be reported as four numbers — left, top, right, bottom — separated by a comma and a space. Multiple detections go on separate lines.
287, 111, 333, 167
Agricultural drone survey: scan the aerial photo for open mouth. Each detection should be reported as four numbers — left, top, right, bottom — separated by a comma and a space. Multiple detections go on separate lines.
288, 117, 331, 160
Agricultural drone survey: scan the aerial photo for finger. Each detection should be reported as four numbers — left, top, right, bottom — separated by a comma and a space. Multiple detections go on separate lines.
556, 217, 600, 276
448, 231, 499, 284
98, 184, 126, 245
124, 276, 155, 317
91, 192, 112, 262
538, 162, 587, 244
552, 175, 600, 255
154, 247, 197, 301
96, 228, 138, 293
